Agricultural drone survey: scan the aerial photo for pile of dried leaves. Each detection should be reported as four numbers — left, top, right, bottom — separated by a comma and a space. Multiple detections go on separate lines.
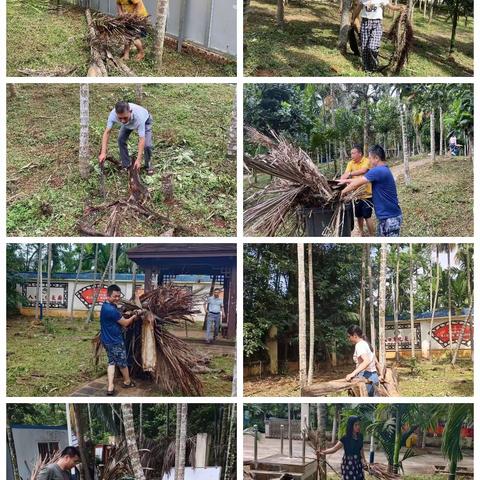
244, 127, 366, 236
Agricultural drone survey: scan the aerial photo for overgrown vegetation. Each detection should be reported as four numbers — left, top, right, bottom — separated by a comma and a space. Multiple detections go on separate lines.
7, 84, 236, 237
7, 0, 235, 77
244, 0, 473, 77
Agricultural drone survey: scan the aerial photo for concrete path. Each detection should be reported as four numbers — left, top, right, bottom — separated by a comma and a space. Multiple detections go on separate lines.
244, 434, 473, 475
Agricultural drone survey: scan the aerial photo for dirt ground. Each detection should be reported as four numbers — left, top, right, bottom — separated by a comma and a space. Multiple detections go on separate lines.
243, 359, 473, 397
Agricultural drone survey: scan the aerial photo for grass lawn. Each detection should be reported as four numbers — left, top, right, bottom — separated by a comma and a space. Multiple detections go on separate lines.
7, 83, 236, 237
244, 0, 474, 77
243, 358, 473, 397
396, 155, 473, 237
7, 1, 236, 77
7, 316, 234, 397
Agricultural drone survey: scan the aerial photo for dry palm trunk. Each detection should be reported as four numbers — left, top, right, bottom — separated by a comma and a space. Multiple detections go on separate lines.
85, 9, 108, 77
142, 311, 157, 372
385, 8, 414, 75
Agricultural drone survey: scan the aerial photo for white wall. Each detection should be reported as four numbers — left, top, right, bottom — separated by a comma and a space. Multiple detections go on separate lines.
12, 427, 68, 480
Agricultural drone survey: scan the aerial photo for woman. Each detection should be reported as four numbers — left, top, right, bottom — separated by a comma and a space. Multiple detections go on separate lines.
351, 1, 406, 72
346, 325, 381, 396
320, 415, 367, 480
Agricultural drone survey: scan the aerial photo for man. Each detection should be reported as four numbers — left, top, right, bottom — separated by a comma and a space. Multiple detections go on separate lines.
116, 0, 149, 61
100, 284, 142, 395
37, 446, 81, 480
340, 144, 375, 236
449, 133, 459, 156
204, 288, 225, 344
340, 145, 402, 237
99, 101, 154, 175
351, 1, 406, 72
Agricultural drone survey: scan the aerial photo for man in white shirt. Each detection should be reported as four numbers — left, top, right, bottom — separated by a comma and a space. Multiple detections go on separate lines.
98, 101, 154, 175
351, 0, 406, 72
204, 288, 225, 343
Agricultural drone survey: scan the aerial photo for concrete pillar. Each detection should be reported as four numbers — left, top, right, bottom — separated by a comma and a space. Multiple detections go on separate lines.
421, 339, 429, 359
266, 326, 278, 375
301, 404, 310, 430
195, 433, 210, 468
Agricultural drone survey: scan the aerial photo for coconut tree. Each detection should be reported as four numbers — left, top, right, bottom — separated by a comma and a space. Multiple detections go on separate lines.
177, 403, 188, 480
121, 403, 146, 480
46, 243, 52, 317
7, 415, 20, 480
276, 0, 285, 26
298, 243, 307, 388
409, 244, 415, 358
378, 245, 387, 367
428, 245, 441, 359
368, 245, 376, 351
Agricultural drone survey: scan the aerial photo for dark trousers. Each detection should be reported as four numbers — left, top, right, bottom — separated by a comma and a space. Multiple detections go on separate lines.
118, 116, 153, 168
361, 18, 383, 71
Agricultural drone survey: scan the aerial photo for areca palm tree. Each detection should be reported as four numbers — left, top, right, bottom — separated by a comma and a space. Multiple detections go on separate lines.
121, 403, 146, 480
428, 245, 441, 359
378, 245, 388, 367
298, 243, 307, 388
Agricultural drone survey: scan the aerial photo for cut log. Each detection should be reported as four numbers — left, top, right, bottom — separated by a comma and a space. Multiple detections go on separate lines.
85, 9, 108, 77
376, 368, 400, 397
301, 378, 370, 397
141, 311, 157, 372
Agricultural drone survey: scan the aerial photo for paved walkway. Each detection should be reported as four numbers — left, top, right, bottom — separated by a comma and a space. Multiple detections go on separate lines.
244, 434, 473, 475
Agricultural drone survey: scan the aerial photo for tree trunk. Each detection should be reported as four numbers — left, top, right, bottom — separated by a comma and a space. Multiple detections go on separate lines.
46, 243, 52, 316
451, 300, 473, 366
121, 404, 146, 480
175, 404, 181, 480
69, 245, 85, 321
34, 244, 42, 322
449, 1, 459, 53
276, 0, 285, 26
379, 245, 387, 367
409, 244, 415, 358
223, 403, 236, 480
72, 405, 93, 480
85, 246, 113, 324
430, 109, 436, 163
297, 243, 307, 388
177, 404, 188, 480
317, 404, 327, 480
307, 244, 315, 385
392, 407, 402, 473
244, 0, 250, 26
135, 84, 144, 104
360, 245, 366, 332
79, 84, 90, 179
428, 245, 441, 359
111, 243, 117, 283
7, 418, 20, 480
399, 102, 411, 185
368, 246, 376, 352
338, 0, 353, 53
394, 245, 400, 362
447, 246, 453, 353
154, 0, 170, 72
439, 105, 444, 156
227, 101, 237, 161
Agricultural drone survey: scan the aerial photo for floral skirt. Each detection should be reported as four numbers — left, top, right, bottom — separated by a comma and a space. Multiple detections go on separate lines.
341, 454, 364, 480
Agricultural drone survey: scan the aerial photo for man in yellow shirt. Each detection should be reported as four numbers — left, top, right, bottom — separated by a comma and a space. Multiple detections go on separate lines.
117, 0, 149, 61
340, 144, 375, 236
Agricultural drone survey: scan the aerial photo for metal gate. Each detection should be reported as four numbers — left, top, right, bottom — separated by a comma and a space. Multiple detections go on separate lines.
70, 0, 237, 57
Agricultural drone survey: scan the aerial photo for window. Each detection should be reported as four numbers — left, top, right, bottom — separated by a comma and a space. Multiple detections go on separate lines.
38, 442, 59, 459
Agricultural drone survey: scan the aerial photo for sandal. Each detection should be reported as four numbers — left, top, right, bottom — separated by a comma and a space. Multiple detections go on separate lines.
147, 168, 154, 176
122, 380, 136, 388
107, 389, 116, 396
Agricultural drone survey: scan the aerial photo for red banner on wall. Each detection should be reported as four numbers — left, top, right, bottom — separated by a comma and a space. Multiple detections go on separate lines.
430, 321, 472, 348
75, 284, 108, 308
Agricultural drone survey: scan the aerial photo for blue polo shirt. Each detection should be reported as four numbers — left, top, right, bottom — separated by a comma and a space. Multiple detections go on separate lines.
364, 165, 402, 220
100, 301, 123, 345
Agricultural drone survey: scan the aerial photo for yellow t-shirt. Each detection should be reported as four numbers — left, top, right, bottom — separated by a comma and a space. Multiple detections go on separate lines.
345, 157, 372, 198
117, 0, 148, 17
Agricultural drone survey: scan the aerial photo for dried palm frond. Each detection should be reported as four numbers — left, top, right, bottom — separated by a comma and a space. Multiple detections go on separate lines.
92, 13, 151, 44
386, 9, 414, 75
161, 436, 196, 479
366, 463, 401, 480
244, 128, 365, 236
93, 284, 204, 396
30, 451, 62, 480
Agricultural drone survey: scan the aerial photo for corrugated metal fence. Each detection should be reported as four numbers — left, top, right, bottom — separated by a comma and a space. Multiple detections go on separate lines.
66, 0, 237, 57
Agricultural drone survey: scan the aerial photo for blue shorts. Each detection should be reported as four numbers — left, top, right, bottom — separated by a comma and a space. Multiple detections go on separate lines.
354, 198, 373, 219
104, 342, 128, 368
377, 215, 402, 237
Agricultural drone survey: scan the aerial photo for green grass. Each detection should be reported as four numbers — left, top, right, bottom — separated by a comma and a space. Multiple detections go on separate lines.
396, 156, 473, 236
7, 0, 236, 77
7, 316, 235, 396
7, 83, 236, 237
244, 0, 474, 77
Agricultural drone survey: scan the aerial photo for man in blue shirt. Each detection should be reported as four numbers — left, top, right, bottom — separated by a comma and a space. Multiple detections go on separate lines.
204, 288, 225, 343
339, 144, 402, 236
98, 101, 154, 175
100, 284, 142, 395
